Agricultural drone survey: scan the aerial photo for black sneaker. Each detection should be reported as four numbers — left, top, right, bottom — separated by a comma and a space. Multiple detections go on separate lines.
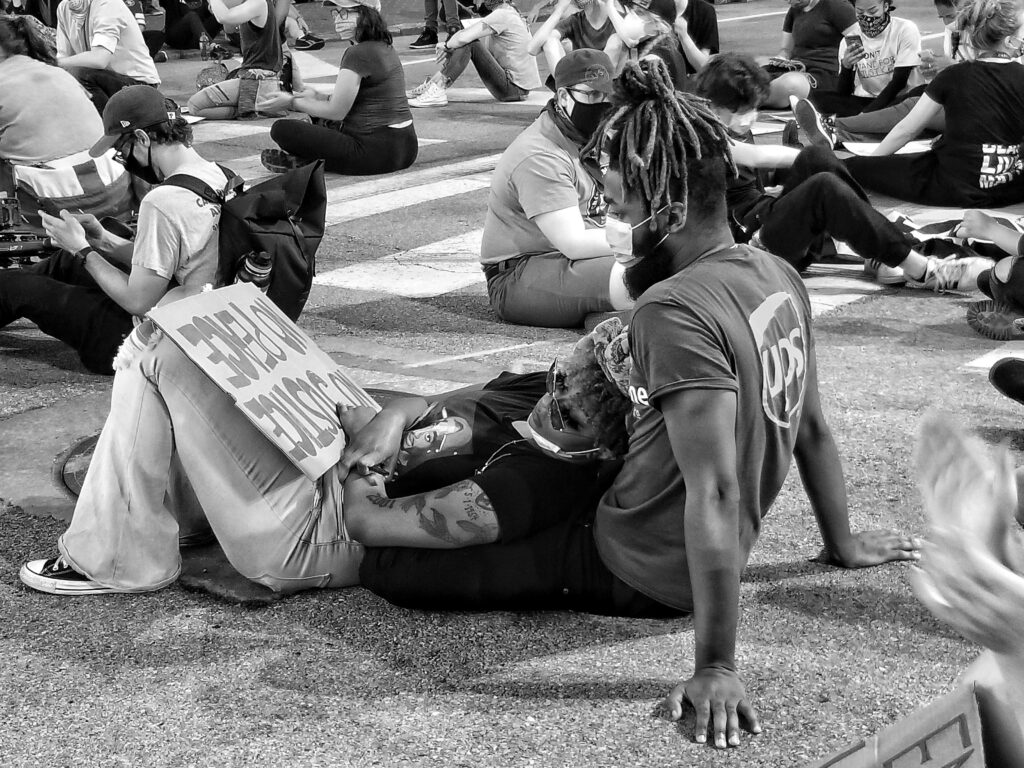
409, 29, 438, 49
261, 148, 314, 174
791, 96, 835, 150
990, 357, 1024, 406
781, 119, 802, 149
966, 299, 1024, 341
20, 554, 121, 595
292, 33, 324, 51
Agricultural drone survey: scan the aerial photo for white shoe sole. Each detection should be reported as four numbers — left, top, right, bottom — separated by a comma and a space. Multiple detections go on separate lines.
410, 99, 448, 108
19, 562, 119, 595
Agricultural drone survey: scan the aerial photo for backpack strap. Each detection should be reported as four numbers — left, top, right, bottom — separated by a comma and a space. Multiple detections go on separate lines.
160, 163, 243, 203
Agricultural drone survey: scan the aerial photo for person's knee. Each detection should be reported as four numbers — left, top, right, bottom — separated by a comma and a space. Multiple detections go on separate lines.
795, 143, 840, 172
800, 172, 858, 205
773, 72, 810, 100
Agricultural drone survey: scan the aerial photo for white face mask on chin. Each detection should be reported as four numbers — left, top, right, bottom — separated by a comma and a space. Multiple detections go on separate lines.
333, 17, 356, 39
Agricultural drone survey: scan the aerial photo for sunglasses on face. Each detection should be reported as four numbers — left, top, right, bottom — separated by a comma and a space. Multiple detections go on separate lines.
111, 134, 134, 165
546, 360, 576, 432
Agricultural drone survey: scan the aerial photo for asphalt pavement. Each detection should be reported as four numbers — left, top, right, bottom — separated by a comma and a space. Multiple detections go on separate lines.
2, 4, 1024, 765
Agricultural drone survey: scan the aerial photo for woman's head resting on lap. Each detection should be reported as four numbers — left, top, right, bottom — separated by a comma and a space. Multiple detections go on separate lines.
518, 319, 633, 462
957, 0, 1024, 57
323, 0, 391, 44
0, 13, 53, 64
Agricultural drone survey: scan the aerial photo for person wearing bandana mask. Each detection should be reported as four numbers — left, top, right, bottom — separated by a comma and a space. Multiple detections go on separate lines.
0, 86, 225, 375
806, 0, 922, 117
841, 0, 1024, 210
55, 0, 160, 113
480, 48, 631, 329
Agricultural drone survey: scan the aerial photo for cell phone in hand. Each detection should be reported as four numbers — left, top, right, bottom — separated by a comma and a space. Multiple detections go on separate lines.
844, 34, 863, 50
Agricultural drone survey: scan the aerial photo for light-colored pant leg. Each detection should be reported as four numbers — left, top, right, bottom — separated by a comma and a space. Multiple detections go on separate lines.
187, 79, 241, 121
59, 336, 362, 593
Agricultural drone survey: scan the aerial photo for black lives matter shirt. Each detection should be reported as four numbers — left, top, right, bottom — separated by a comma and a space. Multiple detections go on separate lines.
594, 245, 813, 611
385, 372, 614, 543
927, 61, 1024, 199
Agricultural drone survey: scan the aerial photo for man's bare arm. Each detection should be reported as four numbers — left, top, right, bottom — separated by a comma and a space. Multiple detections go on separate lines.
794, 349, 919, 566
660, 387, 761, 749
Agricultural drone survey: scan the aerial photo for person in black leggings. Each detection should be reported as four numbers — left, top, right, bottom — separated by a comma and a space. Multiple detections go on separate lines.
258, 0, 417, 176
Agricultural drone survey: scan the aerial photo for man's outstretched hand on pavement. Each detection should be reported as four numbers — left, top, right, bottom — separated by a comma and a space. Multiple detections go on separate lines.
661, 665, 762, 748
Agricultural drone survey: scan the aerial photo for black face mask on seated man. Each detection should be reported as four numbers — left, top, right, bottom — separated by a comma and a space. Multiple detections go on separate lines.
115, 135, 163, 186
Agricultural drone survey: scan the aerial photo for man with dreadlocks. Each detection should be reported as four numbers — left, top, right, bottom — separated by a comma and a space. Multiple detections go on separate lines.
591, 58, 919, 748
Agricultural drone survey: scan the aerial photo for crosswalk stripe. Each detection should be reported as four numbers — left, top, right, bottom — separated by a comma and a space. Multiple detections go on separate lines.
327, 174, 490, 224
314, 230, 484, 296
325, 153, 500, 204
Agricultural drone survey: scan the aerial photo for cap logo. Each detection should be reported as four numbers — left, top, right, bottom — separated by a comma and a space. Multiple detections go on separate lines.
119, 120, 131, 127
167, 111, 177, 120
582, 65, 609, 82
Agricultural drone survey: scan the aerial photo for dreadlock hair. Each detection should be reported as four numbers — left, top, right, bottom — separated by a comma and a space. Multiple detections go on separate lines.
560, 349, 631, 457
587, 57, 736, 230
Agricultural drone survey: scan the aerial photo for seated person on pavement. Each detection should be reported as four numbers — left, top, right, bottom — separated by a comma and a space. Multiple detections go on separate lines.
527, 0, 621, 79
0, 87, 225, 375
186, 0, 286, 120
258, 0, 418, 177
695, 52, 991, 292
0, 14, 131, 219
407, 0, 540, 108
55, 0, 160, 113
480, 48, 631, 329
808, 0, 922, 118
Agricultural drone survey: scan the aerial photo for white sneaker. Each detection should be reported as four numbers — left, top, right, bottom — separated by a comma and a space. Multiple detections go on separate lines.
406, 77, 432, 99
906, 255, 994, 293
863, 258, 906, 285
409, 81, 448, 108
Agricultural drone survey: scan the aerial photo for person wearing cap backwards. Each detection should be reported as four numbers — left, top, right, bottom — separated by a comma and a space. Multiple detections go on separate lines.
256, 0, 418, 176
406, 0, 540, 108
0, 86, 225, 375
481, 48, 629, 329
54, 0, 160, 113
186, 0, 286, 119
17, 316, 637, 599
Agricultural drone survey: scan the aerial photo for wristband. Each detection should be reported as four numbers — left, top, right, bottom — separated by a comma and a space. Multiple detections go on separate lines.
72, 247, 94, 268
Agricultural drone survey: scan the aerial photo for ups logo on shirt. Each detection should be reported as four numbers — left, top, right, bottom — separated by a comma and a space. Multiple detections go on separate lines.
748, 292, 806, 428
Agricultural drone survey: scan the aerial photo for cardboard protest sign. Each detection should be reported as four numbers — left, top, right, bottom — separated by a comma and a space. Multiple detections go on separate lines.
807, 684, 985, 768
149, 283, 378, 480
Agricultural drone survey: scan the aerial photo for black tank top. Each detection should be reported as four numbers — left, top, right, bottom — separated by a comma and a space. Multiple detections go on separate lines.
240, 0, 282, 72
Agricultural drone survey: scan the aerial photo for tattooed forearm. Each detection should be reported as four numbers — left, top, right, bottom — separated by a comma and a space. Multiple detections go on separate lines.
367, 493, 397, 509
474, 491, 494, 512
418, 508, 458, 545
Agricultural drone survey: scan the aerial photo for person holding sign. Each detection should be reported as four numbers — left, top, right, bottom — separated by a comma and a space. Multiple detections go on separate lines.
17, 307, 633, 596
0, 86, 225, 374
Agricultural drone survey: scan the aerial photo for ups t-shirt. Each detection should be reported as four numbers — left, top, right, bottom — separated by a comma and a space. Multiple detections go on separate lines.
594, 245, 813, 611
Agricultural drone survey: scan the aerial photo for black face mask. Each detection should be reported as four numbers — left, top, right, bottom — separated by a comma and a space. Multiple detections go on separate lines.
566, 96, 612, 140
120, 139, 163, 185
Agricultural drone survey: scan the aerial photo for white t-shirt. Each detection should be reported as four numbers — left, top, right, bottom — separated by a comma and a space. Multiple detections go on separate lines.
57, 0, 160, 85
131, 161, 226, 288
838, 15, 921, 97
479, 6, 542, 91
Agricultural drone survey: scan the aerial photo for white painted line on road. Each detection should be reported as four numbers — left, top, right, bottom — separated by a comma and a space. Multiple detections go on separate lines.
326, 153, 501, 204
921, 32, 944, 41
403, 341, 548, 368
326, 173, 491, 224
963, 342, 1024, 372
314, 230, 484, 296
292, 49, 341, 79
445, 88, 551, 106
403, 56, 437, 67
720, 10, 787, 22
